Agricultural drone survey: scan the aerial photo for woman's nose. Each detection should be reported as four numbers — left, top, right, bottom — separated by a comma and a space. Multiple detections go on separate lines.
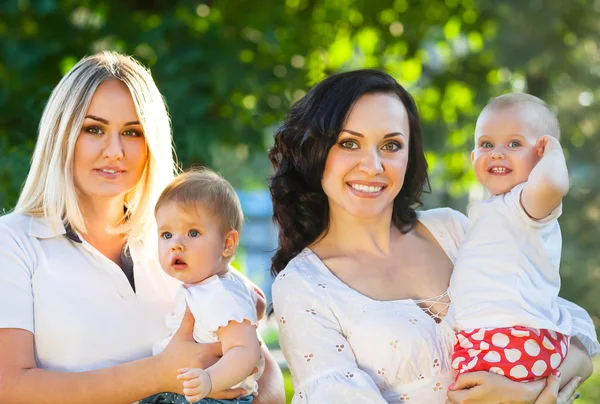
102, 132, 124, 160
359, 149, 384, 176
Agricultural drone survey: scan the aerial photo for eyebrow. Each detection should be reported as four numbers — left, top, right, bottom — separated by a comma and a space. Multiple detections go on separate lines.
85, 115, 140, 126
341, 128, 405, 139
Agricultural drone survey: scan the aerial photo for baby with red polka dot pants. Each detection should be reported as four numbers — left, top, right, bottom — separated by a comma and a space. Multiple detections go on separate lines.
448, 93, 572, 382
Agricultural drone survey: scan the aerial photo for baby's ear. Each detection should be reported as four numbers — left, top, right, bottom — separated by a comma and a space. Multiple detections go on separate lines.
222, 229, 239, 258
471, 150, 475, 164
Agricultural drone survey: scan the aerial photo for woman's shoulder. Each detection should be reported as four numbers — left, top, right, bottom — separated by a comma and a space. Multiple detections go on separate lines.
417, 207, 468, 261
0, 211, 32, 228
0, 212, 40, 242
418, 207, 468, 232
272, 249, 323, 291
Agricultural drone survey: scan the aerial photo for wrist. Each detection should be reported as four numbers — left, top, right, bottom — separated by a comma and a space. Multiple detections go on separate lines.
154, 351, 177, 392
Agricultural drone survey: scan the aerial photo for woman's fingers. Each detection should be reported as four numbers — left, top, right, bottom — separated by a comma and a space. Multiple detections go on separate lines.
449, 372, 484, 391
535, 370, 560, 403
557, 376, 582, 404
208, 387, 247, 400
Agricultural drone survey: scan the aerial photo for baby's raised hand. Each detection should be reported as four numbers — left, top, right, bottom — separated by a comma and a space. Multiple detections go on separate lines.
177, 367, 212, 403
536, 135, 562, 158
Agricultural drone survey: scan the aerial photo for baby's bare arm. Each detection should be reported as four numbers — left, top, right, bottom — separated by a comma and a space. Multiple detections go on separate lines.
521, 135, 569, 219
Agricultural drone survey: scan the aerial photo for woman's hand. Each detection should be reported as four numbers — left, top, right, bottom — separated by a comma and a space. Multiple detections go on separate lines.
446, 370, 582, 404
157, 307, 250, 399
446, 371, 537, 404
535, 371, 582, 404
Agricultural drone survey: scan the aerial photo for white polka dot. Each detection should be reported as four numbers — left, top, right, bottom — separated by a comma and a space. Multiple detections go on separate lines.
492, 333, 510, 348
524, 339, 541, 356
468, 349, 481, 357
483, 351, 501, 363
452, 357, 466, 369
532, 360, 548, 377
509, 365, 529, 379
511, 329, 530, 338
542, 336, 555, 350
504, 348, 522, 363
471, 329, 486, 341
560, 341, 567, 357
458, 334, 474, 349
466, 357, 478, 370
550, 353, 562, 369
480, 341, 490, 350
489, 366, 505, 375
530, 328, 541, 336
548, 330, 557, 339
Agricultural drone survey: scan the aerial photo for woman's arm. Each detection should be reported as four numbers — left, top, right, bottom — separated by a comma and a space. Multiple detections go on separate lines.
0, 310, 237, 404
254, 345, 285, 404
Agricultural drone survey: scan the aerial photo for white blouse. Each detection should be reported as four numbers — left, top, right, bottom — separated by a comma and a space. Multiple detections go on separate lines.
272, 208, 599, 404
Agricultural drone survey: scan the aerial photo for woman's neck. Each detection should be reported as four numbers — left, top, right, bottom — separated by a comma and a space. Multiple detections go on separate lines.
318, 204, 396, 256
77, 196, 126, 247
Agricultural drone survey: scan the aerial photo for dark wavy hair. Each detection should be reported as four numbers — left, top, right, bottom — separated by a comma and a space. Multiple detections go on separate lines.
268, 69, 429, 275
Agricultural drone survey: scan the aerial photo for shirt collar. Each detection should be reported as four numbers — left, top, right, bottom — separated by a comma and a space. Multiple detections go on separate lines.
27, 216, 68, 239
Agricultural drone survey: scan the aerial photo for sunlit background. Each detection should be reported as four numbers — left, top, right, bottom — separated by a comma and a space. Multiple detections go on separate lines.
1, 0, 599, 401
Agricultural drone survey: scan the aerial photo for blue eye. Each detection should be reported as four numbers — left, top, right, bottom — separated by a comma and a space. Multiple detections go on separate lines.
481, 141, 493, 148
161, 232, 172, 239
188, 230, 200, 237
508, 140, 521, 147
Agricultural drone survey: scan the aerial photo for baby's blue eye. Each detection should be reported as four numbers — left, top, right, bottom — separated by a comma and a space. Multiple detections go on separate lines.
161, 232, 172, 239
481, 142, 493, 148
189, 230, 200, 237
508, 140, 521, 147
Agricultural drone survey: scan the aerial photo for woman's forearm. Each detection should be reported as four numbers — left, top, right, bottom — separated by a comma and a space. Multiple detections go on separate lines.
254, 345, 285, 404
1, 355, 164, 404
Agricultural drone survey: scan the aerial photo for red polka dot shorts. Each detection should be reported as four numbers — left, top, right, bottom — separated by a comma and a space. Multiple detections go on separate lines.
452, 326, 569, 382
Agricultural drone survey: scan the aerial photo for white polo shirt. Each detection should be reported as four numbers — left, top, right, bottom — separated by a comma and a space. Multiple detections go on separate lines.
0, 213, 180, 372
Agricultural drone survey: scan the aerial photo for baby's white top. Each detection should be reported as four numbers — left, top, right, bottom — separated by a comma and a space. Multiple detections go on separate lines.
154, 270, 264, 396
449, 183, 572, 335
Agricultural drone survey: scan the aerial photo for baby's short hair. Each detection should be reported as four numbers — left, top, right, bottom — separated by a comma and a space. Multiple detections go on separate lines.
155, 168, 243, 234
484, 93, 561, 140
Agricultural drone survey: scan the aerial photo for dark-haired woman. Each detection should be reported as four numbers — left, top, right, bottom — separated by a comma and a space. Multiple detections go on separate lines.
269, 70, 597, 403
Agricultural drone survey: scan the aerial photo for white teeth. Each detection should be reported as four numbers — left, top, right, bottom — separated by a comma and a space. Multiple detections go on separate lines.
102, 169, 117, 174
490, 167, 508, 173
351, 184, 383, 193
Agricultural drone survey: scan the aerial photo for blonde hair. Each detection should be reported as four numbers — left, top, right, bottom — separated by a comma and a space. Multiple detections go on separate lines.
15, 52, 177, 242
155, 168, 244, 234
483, 92, 561, 139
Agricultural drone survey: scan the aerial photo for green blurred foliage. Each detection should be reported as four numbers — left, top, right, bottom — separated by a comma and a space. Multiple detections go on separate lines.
1, 0, 599, 392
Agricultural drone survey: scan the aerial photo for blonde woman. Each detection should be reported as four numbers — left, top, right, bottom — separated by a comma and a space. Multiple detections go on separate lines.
0, 52, 284, 404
